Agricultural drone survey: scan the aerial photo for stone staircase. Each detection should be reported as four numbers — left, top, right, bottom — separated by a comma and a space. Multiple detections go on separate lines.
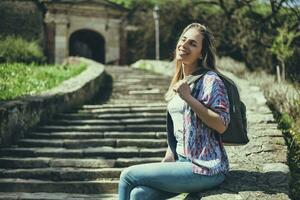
0, 66, 172, 199
0, 66, 291, 200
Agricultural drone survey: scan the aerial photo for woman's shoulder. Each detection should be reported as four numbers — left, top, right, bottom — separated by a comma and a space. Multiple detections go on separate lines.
204, 70, 219, 78
202, 70, 222, 84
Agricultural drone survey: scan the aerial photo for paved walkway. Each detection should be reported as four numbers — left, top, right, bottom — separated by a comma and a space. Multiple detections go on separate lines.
0, 66, 290, 199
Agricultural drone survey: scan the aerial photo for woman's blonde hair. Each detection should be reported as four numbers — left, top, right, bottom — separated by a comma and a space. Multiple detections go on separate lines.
164, 23, 217, 101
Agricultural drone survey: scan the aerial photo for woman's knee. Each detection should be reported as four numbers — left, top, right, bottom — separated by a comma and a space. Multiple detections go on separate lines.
119, 166, 141, 187
130, 186, 159, 200
130, 187, 145, 200
119, 167, 133, 183
130, 186, 177, 200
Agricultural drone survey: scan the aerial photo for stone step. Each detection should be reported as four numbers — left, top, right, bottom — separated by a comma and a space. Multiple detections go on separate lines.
112, 88, 166, 91
0, 157, 164, 181
106, 100, 167, 104
56, 112, 166, 120
112, 90, 167, 94
34, 124, 165, 132
113, 75, 167, 79
107, 99, 167, 104
109, 96, 166, 101
115, 157, 162, 167
0, 147, 167, 158
112, 75, 168, 79
0, 167, 123, 181
17, 138, 167, 148
113, 85, 168, 90
112, 75, 167, 81
0, 192, 119, 200
112, 84, 168, 89
112, 80, 168, 84
82, 103, 166, 109
48, 118, 166, 126
0, 157, 115, 169
0, 178, 118, 193
118, 89, 165, 95
112, 88, 167, 92
112, 78, 168, 82
77, 107, 166, 114
0, 157, 162, 169
27, 132, 166, 140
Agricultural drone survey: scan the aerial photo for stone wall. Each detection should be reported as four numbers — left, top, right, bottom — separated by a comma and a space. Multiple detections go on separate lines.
0, 57, 106, 147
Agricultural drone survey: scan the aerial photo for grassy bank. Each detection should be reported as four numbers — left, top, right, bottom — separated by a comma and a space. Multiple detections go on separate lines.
0, 62, 87, 101
218, 56, 300, 200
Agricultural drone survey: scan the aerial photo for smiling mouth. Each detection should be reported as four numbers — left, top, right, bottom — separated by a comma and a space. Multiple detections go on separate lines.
178, 49, 189, 56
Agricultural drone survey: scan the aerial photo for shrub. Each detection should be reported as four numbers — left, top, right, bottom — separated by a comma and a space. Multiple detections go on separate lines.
278, 113, 294, 131
0, 35, 45, 64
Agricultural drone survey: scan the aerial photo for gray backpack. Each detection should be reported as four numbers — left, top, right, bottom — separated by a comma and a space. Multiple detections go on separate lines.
187, 69, 249, 145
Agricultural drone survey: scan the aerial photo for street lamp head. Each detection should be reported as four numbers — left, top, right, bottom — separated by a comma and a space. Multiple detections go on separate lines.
153, 5, 160, 19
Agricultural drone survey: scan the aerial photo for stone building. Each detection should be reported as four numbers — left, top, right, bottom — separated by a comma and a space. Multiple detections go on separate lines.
0, 0, 129, 65
41, 0, 128, 64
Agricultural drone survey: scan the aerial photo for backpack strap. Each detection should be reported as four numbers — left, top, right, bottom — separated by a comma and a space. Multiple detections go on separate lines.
185, 68, 210, 85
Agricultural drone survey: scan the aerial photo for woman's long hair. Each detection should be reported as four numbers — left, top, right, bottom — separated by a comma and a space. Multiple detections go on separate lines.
164, 23, 217, 101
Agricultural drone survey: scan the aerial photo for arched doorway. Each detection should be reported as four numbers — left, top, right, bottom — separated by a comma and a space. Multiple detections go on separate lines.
69, 30, 105, 63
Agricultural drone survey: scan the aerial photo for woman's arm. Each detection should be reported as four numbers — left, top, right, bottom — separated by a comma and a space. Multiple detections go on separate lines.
185, 95, 227, 134
173, 73, 230, 134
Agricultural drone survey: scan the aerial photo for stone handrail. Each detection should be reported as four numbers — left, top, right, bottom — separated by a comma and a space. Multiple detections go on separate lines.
0, 57, 106, 147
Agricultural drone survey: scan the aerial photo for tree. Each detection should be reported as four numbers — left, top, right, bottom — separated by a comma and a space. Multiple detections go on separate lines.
269, 23, 300, 82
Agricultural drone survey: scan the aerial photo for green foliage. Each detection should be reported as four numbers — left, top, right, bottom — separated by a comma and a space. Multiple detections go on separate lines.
278, 112, 294, 131
0, 35, 46, 64
0, 0, 43, 42
0, 63, 87, 101
110, 0, 136, 8
269, 24, 300, 63
110, 0, 300, 82
110, 0, 158, 8
251, 2, 272, 16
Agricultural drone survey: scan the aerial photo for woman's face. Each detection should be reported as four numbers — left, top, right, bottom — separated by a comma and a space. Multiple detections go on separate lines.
176, 28, 203, 66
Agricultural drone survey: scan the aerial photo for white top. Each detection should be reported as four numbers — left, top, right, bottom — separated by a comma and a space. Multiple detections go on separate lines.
167, 94, 186, 156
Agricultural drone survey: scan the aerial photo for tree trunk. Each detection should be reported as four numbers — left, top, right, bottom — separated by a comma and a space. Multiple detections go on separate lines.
281, 60, 285, 82
276, 65, 281, 83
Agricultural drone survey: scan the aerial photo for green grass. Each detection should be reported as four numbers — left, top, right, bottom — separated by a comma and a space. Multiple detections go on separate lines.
218, 56, 300, 200
0, 62, 87, 101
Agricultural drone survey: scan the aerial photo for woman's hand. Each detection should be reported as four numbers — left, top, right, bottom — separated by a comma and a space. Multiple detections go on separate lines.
161, 155, 175, 162
162, 147, 175, 162
172, 80, 192, 101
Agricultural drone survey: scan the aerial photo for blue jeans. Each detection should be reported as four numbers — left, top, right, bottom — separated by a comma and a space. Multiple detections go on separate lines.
118, 155, 226, 200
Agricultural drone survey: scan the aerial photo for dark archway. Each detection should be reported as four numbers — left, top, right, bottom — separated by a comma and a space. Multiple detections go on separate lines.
69, 30, 105, 63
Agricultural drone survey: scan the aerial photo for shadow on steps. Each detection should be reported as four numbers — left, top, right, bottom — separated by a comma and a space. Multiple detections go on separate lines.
89, 72, 113, 105
181, 170, 290, 200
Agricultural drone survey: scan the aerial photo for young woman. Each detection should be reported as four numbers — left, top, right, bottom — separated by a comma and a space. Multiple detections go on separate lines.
118, 23, 230, 200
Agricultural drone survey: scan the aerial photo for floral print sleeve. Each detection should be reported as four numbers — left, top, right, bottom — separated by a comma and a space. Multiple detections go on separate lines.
183, 71, 231, 175
195, 71, 230, 128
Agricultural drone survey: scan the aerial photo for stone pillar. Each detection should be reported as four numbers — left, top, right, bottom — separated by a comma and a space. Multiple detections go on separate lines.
54, 18, 68, 64
44, 12, 55, 63
105, 20, 121, 64
119, 19, 128, 65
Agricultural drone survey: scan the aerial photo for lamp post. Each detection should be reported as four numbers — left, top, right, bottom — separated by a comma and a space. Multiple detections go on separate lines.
153, 5, 160, 60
